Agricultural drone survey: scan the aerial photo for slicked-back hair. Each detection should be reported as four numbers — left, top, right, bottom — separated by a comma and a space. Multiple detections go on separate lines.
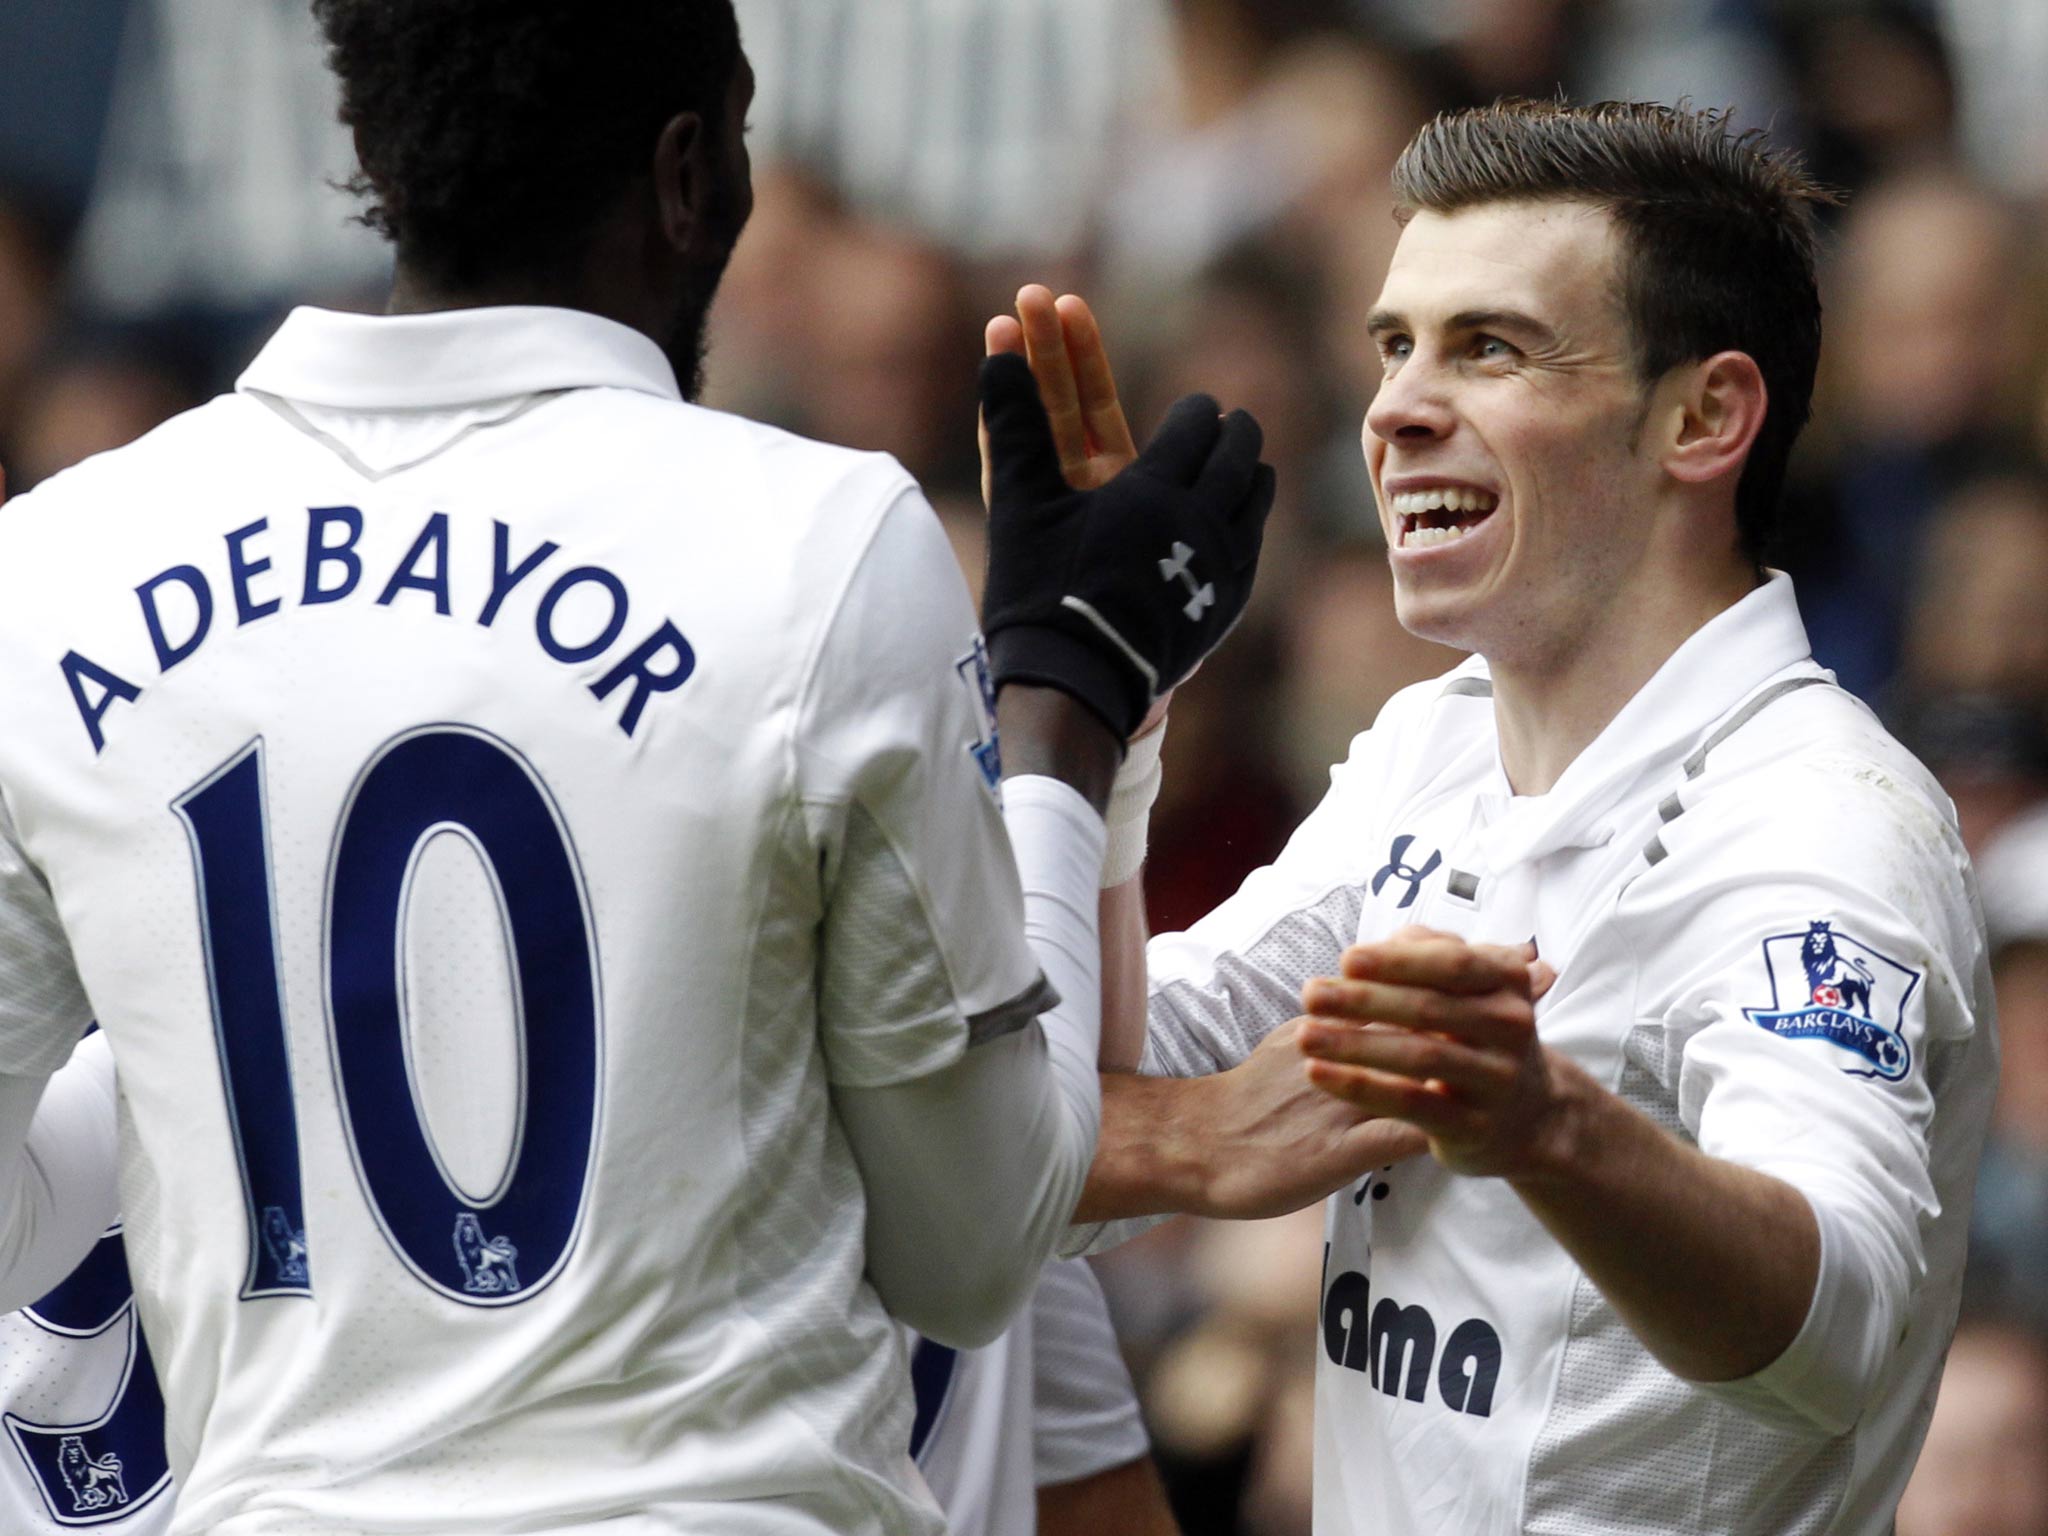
1392, 99, 1837, 562
313, 0, 742, 291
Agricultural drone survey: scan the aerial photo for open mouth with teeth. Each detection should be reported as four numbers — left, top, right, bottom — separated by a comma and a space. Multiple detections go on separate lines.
1391, 487, 1500, 548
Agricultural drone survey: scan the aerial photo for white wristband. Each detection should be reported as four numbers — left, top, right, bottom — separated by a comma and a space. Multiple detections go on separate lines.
1100, 720, 1166, 888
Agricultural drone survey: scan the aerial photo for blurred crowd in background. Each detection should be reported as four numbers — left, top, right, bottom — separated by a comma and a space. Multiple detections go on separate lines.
3, 0, 2047, 1531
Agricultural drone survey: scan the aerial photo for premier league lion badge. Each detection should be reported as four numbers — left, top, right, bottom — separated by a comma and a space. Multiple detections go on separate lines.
1744, 920, 1918, 1081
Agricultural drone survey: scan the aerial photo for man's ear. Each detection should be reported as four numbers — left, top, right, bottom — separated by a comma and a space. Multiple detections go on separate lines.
1665, 350, 1768, 489
651, 112, 706, 256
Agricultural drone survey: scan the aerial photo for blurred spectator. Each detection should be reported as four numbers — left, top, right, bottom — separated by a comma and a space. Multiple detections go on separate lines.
1140, 630, 1301, 938
1581, 0, 1793, 134
1887, 472, 2048, 851
1786, 169, 2038, 701
1896, 1313, 2048, 1536
72, 0, 388, 349
6, 336, 200, 493
702, 166, 843, 426
1102, 3, 1421, 279
1938, 0, 2048, 198
1276, 540, 1466, 809
0, 0, 130, 226
732, 0, 1172, 259
0, 190, 65, 455
1964, 808, 2048, 1317
1769, 0, 1960, 195
1358, 0, 1591, 103
1129, 1207, 1326, 1536
777, 215, 982, 496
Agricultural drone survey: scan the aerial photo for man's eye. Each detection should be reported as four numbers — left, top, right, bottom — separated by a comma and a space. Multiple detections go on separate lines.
1380, 337, 1413, 364
1474, 336, 1516, 360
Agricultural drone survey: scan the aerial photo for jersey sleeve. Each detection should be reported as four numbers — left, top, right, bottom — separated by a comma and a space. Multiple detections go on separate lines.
1140, 714, 1397, 1078
0, 792, 93, 1077
796, 485, 1048, 1090
1030, 1259, 1150, 1487
1613, 760, 1989, 1431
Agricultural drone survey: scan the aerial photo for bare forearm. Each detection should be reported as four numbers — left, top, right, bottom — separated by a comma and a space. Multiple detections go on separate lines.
1510, 1053, 1819, 1383
998, 684, 1119, 816
1072, 1072, 1206, 1223
1097, 877, 1149, 1072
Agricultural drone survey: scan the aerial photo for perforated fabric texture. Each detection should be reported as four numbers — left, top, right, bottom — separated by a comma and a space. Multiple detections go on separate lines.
731, 806, 944, 1536
0, 794, 92, 1076
1145, 883, 1365, 1076
817, 801, 975, 1089
1029, 1259, 1149, 1487
1521, 1025, 1852, 1534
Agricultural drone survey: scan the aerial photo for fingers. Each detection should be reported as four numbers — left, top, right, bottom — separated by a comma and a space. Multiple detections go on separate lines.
1339, 936, 1533, 996
1296, 1018, 1513, 1099
978, 353, 1069, 508
1134, 392, 1225, 486
1055, 294, 1137, 463
1301, 1058, 1466, 1132
1013, 285, 1093, 487
1193, 408, 1265, 510
978, 322, 1017, 510
1301, 974, 1535, 1053
985, 313, 1024, 358
1347, 1117, 1432, 1166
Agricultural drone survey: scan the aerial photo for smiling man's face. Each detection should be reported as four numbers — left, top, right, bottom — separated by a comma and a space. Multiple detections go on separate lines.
1363, 200, 1669, 671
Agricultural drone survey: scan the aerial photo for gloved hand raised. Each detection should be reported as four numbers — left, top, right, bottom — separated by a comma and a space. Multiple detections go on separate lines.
978, 352, 1275, 744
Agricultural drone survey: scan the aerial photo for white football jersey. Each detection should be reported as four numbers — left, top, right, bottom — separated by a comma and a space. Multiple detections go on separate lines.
0, 305, 1047, 1535
1137, 574, 1997, 1535
0, 1226, 174, 1535
912, 1259, 1149, 1536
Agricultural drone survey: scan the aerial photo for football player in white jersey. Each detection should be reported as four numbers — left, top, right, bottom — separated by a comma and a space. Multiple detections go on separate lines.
0, 2, 1286, 1533
0, 1034, 173, 1536
1059, 101, 1998, 1534
913, 1259, 1176, 1536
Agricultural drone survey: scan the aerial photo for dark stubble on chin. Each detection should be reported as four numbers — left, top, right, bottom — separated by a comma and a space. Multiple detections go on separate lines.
667, 284, 718, 404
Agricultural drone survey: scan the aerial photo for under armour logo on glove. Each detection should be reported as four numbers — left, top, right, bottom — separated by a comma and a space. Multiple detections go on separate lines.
1158, 542, 1216, 621
979, 352, 1275, 742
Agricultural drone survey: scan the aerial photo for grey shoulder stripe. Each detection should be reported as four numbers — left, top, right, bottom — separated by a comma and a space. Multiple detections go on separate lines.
965, 971, 1061, 1048
1442, 676, 1493, 699
1658, 792, 1685, 824
1642, 835, 1668, 866
1682, 676, 1832, 780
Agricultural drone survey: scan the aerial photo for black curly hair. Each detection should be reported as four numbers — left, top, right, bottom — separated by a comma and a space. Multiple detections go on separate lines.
1394, 100, 1838, 563
312, 0, 743, 291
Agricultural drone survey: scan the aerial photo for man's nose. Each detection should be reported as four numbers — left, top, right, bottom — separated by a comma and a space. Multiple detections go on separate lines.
1364, 355, 1456, 446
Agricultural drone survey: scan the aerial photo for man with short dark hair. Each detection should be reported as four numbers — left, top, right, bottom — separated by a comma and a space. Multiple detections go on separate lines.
1059, 99, 1996, 1534
0, 3, 1278, 1532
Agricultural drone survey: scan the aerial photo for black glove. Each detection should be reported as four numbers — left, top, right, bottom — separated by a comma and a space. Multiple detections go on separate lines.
978, 352, 1275, 742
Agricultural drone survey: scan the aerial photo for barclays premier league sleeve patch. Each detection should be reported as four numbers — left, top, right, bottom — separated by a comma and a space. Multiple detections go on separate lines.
954, 636, 1002, 799
1744, 920, 1919, 1081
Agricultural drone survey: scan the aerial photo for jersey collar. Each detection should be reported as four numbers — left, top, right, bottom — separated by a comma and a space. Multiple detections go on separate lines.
236, 304, 683, 410
1474, 570, 1818, 865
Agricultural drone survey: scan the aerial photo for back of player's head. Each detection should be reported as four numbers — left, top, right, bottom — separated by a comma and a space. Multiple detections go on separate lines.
1391, 99, 1837, 563
313, 0, 743, 291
